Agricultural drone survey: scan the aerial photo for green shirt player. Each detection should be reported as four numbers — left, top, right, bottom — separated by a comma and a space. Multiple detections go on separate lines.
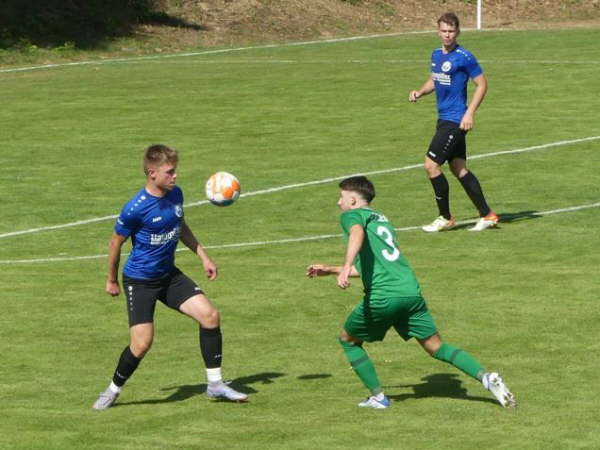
306, 176, 515, 409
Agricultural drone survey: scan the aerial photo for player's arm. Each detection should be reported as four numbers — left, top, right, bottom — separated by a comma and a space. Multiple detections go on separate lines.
409, 76, 435, 102
306, 264, 359, 277
106, 232, 128, 297
180, 219, 218, 280
460, 73, 488, 131
337, 224, 365, 289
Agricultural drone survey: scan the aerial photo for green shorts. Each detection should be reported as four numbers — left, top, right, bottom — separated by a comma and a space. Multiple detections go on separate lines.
343, 296, 437, 342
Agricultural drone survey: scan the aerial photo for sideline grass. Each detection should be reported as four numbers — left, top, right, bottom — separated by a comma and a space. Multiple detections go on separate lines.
1, 28, 599, 449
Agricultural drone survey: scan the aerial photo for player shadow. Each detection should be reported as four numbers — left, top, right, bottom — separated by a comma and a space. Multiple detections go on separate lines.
385, 373, 497, 405
449, 210, 542, 231
114, 371, 286, 406
297, 373, 332, 380
496, 210, 542, 223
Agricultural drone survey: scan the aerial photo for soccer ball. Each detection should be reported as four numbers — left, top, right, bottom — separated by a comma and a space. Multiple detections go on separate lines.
205, 171, 241, 206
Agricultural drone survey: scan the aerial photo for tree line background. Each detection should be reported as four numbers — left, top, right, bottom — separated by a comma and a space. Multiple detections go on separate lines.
0, 0, 168, 48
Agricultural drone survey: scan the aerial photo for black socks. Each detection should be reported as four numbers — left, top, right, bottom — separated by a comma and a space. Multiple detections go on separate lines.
112, 346, 141, 387
200, 327, 223, 369
459, 171, 491, 217
429, 173, 451, 219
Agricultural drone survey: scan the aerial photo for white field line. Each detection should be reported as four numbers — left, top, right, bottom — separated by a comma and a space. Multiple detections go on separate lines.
1, 135, 599, 240
0, 30, 436, 74
7, 28, 589, 74
1, 201, 598, 265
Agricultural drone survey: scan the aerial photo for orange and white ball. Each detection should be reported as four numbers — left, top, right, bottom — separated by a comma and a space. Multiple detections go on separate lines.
205, 171, 241, 206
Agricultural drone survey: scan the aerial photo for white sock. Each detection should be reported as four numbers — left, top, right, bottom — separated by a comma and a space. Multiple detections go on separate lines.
206, 367, 223, 385
108, 381, 122, 394
481, 372, 491, 389
374, 392, 385, 401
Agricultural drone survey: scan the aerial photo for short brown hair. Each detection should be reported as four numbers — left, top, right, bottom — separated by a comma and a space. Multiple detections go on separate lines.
339, 176, 375, 203
143, 144, 178, 175
437, 12, 460, 29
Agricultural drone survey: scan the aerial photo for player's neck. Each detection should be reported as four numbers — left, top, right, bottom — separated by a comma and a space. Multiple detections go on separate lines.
442, 42, 458, 54
145, 182, 168, 198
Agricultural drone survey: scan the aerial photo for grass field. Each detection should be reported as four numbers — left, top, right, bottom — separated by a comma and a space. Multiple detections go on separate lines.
1, 28, 599, 449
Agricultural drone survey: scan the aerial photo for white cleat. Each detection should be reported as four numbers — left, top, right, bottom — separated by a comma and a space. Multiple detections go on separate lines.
206, 383, 248, 402
358, 395, 390, 409
469, 212, 500, 231
422, 216, 456, 233
92, 388, 120, 410
483, 372, 516, 408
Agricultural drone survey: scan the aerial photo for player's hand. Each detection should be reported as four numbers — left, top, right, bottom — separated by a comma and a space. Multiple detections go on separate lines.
306, 264, 330, 278
203, 258, 218, 281
106, 280, 120, 297
460, 112, 474, 131
336, 265, 352, 289
408, 90, 421, 102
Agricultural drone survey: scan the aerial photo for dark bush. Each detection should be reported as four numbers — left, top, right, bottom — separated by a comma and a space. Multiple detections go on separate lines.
0, 0, 165, 48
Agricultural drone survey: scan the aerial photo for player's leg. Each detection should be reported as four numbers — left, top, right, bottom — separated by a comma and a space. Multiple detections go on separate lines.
340, 300, 391, 409
418, 333, 515, 407
422, 121, 457, 232
449, 157, 499, 231
178, 292, 247, 402
399, 297, 484, 383
418, 332, 484, 380
339, 330, 389, 409
93, 277, 158, 410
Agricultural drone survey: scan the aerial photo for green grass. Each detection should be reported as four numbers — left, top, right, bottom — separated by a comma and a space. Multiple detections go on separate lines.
1, 28, 600, 449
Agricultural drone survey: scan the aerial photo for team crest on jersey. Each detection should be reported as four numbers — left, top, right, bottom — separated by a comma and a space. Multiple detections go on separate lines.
175, 205, 183, 218
441, 61, 452, 72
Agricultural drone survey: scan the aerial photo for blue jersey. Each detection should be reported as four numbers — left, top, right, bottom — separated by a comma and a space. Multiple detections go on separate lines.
430, 45, 483, 124
114, 186, 184, 280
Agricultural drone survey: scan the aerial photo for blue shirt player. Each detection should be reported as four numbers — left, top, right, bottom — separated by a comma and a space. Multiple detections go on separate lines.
93, 144, 247, 410
409, 12, 499, 232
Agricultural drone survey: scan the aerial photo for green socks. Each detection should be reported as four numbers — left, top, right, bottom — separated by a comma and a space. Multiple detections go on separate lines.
433, 343, 485, 380
339, 338, 382, 395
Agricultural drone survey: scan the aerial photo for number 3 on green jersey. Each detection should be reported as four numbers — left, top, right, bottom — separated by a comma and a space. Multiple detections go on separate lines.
376, 225, 400, 261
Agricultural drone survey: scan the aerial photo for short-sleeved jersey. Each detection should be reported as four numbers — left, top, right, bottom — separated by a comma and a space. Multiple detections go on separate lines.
340, 208, 422, 299
114, 186, 184, 280
431, 45, 483, 124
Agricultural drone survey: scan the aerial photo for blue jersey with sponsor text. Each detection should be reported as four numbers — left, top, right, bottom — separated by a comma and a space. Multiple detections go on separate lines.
431, 45, 483, 124
114, 186, 184, 280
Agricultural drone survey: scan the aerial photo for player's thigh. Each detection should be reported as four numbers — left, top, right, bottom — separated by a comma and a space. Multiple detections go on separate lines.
426, 120, 465, 165
122, 275, 161, 327
392, 297, 438, 342
162, 268, 206, 312
344, 297, 396, 342
179, 294, 219, 327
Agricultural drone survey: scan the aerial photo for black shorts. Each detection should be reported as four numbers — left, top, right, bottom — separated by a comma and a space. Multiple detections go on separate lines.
122, 268, 204, 327
426, 119, 467, 165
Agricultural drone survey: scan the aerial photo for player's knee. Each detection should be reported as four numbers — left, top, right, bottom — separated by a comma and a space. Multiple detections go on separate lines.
451, 166, 467, 178
339, 330, 361, 346
131, 337, 153, 357
425, 345, 438, 357
203, 308, 220, 328
424, 160, 441, 177
419, 334, 442, 356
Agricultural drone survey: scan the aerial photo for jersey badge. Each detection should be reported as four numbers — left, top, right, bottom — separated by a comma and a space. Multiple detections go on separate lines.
175, 205, 183, 218
441, 61, 452, 72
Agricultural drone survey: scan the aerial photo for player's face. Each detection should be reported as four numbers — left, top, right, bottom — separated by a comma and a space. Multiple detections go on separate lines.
150, 162, 177, 191
337, 190, 356, 211
438, 22, 459, 48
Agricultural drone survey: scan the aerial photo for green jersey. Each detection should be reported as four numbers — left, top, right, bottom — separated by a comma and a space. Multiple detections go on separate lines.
340, 208, 422, 299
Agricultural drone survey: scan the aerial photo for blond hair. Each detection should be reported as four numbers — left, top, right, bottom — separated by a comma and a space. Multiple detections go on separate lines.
143, 144, 178, 175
